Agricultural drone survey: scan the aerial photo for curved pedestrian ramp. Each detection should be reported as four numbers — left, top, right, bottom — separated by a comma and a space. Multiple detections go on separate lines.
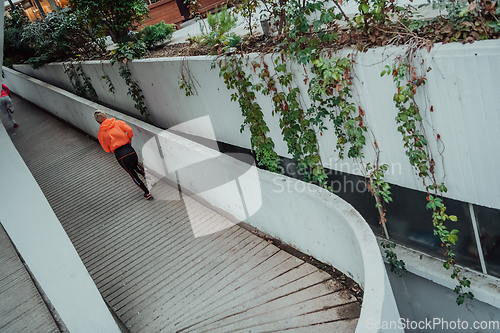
6, 95, 361, 332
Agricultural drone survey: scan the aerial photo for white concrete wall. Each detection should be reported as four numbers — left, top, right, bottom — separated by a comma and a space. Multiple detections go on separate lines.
13, 40, 500, 212
0, 92, 121, 332
4, 66, 403, 332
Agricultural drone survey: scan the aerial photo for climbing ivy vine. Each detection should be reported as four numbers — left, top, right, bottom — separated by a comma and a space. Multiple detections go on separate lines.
382, 61, 473, 304
178, 58, 200, 97
252, 57, 328, 187
111, 45, 149, 118
118, 64, 148, 118
308, 56, 367, 160
100, 74, 115, 95
214, 1, 383, 226
64, 61, 98, 101
219, 54, 280, 172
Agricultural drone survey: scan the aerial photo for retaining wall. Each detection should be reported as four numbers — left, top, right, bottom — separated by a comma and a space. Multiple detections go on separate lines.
12, 40, 500, 212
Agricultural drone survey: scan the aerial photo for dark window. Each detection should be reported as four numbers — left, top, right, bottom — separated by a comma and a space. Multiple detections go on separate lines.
474, 204, 500, 278
385, 186, 481, 271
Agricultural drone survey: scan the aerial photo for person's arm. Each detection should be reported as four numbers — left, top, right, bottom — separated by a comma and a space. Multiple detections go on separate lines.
117, 120, 134, 139
2, 84, 11, 97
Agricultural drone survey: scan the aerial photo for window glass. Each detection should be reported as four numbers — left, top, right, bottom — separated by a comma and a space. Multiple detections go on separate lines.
474, 204, 500, 278
385, 185, 481, 271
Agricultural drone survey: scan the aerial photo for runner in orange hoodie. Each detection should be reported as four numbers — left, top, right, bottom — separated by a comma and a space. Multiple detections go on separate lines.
94, 110, 153, 200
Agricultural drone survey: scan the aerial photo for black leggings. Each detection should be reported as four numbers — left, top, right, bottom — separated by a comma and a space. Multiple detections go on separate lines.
114, 143, 148, 194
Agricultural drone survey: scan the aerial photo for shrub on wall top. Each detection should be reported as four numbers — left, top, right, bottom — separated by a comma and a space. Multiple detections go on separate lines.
138, 21, 175, 49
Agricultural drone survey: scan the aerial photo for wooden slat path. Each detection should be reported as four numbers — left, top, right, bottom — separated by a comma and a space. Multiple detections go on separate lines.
5, 95, 360, 332
0, 225, 60, 333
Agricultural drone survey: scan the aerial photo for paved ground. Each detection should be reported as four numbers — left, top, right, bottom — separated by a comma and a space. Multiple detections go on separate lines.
3, 95, 360, 332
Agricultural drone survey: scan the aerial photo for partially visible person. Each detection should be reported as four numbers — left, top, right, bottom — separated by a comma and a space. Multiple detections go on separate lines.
1, 84, 18, 128
94, 110, 153, 200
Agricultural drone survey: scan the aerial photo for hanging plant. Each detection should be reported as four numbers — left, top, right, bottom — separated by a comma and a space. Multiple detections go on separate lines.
64, 61, 98, 101
383, 60, 473, 304
219, 54, 280, 172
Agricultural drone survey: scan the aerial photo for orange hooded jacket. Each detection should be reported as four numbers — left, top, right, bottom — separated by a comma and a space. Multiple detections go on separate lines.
97, 118, 134, 153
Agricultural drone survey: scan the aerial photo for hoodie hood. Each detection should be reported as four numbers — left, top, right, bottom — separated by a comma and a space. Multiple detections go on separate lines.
100, 117, 116, 130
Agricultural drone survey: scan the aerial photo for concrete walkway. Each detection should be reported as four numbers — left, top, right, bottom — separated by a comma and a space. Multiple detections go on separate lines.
4, 95, 360, 332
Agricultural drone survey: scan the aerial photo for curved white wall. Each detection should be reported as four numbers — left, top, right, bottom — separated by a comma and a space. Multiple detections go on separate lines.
4, 66, 402, 332
12, 40, 500, 212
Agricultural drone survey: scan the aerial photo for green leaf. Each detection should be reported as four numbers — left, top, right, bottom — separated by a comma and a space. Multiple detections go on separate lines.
449, 215, 458, 222
360, 3, 370, 13
448, 234, 458, 245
